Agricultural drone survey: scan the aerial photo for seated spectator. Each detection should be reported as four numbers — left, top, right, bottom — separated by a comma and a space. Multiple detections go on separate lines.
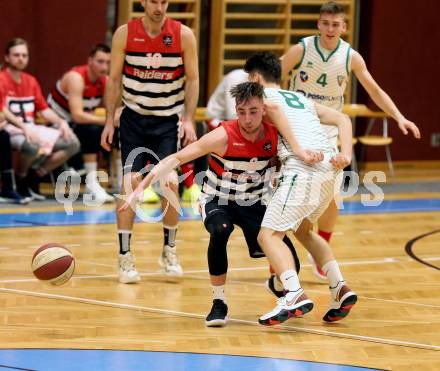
0, 38, 80, 201
206, 69, 248, 128
0, 89, 30, 204
47, 44, 114, 202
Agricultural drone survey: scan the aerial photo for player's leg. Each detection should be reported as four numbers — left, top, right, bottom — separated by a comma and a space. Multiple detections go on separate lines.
257, 227, 314, 326
115, 108, 148, 283
236, 202, 300, 298
12, 134, 39, 199
0, 130, 30, 204
154, 115, 183, 276
295, 219, 357, 322
202, 200, 234, 327
75, 123, 114, 202
308, 198, 339, 280
27, 133, 80, 200
256, 174, 315, 326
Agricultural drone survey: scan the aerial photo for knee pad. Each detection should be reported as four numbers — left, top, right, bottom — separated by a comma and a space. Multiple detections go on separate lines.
206, 214, 234, 275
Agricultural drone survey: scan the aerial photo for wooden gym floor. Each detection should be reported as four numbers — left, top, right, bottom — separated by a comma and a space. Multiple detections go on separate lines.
0, 169, 439, 370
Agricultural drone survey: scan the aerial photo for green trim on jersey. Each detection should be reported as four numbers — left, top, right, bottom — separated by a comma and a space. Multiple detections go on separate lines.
290, 74, 297, 91
314, 36, 341, 63
281, 174, 298, 214
293, 38, 306, 70
345, 46, 352, 75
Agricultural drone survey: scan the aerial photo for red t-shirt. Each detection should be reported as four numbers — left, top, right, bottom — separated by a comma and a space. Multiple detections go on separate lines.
0, 69, 48, 124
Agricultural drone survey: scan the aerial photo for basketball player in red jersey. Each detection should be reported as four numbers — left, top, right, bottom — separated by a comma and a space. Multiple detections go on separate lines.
121, 82, 324, 326
48, 44, 114, 203
0, 38, 80, 201
101, 0, 199, 283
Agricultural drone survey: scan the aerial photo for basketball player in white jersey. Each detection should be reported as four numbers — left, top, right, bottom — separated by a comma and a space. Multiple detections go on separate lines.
281, 1, 420, 279
244, 52, 357, 325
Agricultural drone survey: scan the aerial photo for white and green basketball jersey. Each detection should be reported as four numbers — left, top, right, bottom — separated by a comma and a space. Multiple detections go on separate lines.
289, 35, 352, 143
264, 87, 333, 161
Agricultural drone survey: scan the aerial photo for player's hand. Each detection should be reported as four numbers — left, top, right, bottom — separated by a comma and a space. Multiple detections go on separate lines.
101, 123, 115, 152
119, 172, 154, 212
58, 120, 75, 141
297, 149, 324, 164
180, 117, 197, 147
398, 118, 420, 139
330, 153, 351, 169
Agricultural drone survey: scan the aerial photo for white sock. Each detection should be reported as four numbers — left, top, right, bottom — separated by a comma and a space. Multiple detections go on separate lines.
85, 162, 99, 186
322, 260, 345, 296
280, 269, 301, 293
211, 285, 226, 303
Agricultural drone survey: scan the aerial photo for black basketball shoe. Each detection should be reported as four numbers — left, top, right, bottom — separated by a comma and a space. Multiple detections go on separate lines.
205, 299, 228, 327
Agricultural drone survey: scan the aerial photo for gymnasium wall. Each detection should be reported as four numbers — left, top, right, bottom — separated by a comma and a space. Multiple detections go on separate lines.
358, 0, 439, 162
0, 0, 438, 161
0, 0, 108, 94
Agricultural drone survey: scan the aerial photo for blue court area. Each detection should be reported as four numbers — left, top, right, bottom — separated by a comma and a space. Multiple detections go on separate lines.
0, 349, 381, 371
0, 198, 439, 228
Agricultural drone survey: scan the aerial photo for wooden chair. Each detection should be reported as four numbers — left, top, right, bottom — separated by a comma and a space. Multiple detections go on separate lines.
342, 104, 394, 175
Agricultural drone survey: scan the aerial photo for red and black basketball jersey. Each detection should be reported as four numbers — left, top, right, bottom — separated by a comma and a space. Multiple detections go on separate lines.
201, 120, 278, 202
47, 65, 106, 121
122, 17, 185, 117
0, 69, 48, 124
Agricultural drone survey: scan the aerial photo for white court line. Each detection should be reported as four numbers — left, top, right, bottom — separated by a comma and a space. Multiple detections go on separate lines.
1, 257, 439, 308
0, 287, 438, 352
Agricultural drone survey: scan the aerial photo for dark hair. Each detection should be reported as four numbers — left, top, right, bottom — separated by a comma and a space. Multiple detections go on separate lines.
89, 43, 110, 57
320, 1, 346, 17
5, 38, 28, 55
230, 81, 264, 105
244, 52, 281, 84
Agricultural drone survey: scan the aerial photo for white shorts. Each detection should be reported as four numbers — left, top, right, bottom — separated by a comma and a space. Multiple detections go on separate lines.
262, 157, 342, 232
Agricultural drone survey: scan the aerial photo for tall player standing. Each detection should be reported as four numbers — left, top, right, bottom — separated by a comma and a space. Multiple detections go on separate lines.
281, 1, 420, 279
101, 0, 198, 282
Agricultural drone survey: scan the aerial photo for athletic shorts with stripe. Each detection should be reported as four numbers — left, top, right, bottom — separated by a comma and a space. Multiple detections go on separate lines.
119, 107, 180, 174
262, 158, 343, 232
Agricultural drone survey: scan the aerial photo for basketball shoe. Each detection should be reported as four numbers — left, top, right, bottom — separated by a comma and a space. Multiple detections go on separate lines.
118, 252, 140, 283
205, 299, 228, 327
323, 283, 357, 322
158, 245, 183, 276
259, 289, 314, 326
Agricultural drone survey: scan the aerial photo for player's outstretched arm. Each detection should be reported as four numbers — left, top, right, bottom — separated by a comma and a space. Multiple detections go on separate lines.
351, 51, 420, 139
120, 127, 228, 210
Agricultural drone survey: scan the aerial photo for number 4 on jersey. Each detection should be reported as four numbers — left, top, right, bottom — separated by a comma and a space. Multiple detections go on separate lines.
316, 73, 328, 87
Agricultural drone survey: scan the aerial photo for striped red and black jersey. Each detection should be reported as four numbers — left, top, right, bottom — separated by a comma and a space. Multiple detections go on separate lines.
122, 17, 185, 117
0, 69, 48, 125
47, 65, 106, 122
201, 120, 278, 203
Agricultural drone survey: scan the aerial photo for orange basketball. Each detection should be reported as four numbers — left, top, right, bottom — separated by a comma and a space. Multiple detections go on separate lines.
31, 243, 75, 286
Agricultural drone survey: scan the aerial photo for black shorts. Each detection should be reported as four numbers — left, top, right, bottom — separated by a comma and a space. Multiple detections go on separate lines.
119, 107, 179, 174
72, 123, 104, 154
201, 198, 267, 258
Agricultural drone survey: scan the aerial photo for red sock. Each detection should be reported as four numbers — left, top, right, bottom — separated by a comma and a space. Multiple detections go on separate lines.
269, 265, 275, 275
318, 229, 332, 243
181, 163, 195, 188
